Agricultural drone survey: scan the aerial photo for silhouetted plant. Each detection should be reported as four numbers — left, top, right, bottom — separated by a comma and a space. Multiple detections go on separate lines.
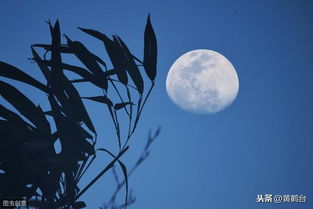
0, 15, 157, 209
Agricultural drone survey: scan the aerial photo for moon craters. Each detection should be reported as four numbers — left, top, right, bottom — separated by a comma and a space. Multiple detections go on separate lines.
166, 49, 239, 114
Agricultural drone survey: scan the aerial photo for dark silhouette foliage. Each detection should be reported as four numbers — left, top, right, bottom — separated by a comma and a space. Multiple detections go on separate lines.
0, 16, 157, 209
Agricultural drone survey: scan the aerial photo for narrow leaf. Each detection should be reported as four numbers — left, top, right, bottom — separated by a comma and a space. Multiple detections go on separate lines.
115, 36, 144, 94
0, 61, 49, 93
62, 76, 96, 133
0, 81, 50, 134
32, 44, 73, 53
82, 96, 113, 107
31, 47, 51, 81
144, 15, 157, 81
0, 104, 34, 129
43, 60, 93, 80
78, 27, 128, 85
64, 35, 108, 90
49, 20, 62, 73
64, 35, 104, 75
114, 102, 134, 111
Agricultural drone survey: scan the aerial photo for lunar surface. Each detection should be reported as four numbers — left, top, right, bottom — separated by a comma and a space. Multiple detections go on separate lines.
166, 49, 239, 114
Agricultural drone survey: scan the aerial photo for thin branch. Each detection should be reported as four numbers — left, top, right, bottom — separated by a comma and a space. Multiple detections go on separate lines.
109, 79, 138, 91
104, 128, 160, 208
72, 146, 129, 204
114, 109, 122, 152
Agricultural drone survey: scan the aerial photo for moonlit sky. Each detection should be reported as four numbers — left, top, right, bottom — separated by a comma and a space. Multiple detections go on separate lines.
1, 1, 313, 209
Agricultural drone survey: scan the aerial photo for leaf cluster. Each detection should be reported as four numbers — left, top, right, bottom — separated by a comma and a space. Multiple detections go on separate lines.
0, 15, 157, 209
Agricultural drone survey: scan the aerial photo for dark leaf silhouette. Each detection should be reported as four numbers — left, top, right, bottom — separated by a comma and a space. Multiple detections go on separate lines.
62, 77, 96, 133
44, 60, 116, 89
82, 96, 113, 107
32, 43, 73, 53
114, 102, 134, 111
115, 35, 144, 94
0, 81, 50, 134
0, 61, 49, 93
64, 35, 108, 90
43, 60, 93, 80
49, 20, 62, 73
143, 15, 157, 81
73, 201, 86, 209
32, 43, 107, 69
64, 36, 104, 75
0, 104, 34, 129
31, 47, 51, 81
78, 27, 128, 85
1, 17, 158, 209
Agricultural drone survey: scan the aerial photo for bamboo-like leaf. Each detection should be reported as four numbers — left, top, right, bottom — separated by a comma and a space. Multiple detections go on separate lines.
46, 26, 96, 133
0, 61, 49, 93
31, 47, 51, 81
77, 27, 108, 42
49, 74, 79, 122
49, 20, 62, 73
0, 81, 51, 134
115, 35, 144, 94
143, 15, 157, 81
0, 104, 34, 129
43, 60, 93, 80
64, 35, 108, 90
32, 43, 106, 68
78, 137, 94, 155
72, 201, 86, 209
114, 102, 134, 111
44, 60, 114, 89
62, 76, 96, 133
64, 35, 103, 75
32, 44, 73, 53
60, 123, 95, 155
49, 72, 96, 131
82, 96, 113, 107
78, 27, 128, 85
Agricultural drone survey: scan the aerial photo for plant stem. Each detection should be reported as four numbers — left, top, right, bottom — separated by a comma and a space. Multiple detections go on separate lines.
73, 146, 129, 203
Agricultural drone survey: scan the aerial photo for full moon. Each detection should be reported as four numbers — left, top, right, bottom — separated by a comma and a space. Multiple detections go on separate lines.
166, 49, 239, 114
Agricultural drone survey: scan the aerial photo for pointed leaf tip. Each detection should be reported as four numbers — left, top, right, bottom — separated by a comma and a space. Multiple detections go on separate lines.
114, 102, 134, 111
144, 15, 157, 81
82, 96, 113, 107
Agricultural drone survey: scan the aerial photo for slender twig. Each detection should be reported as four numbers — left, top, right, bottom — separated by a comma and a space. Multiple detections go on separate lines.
109, 78, 130, 116
72, 146, 129, 204
102, 89, 117, 130
122, 82, 155, 150
122, 94, 142, 150
138, 82, 155, 117
126, 87, 133, 139
104, 128, 160, 208
110, 79, 138, 90
114, 109, 122, 151
77, 154, 96, 182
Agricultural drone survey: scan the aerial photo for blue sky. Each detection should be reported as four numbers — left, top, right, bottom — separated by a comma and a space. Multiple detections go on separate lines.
1, 0, 313, 209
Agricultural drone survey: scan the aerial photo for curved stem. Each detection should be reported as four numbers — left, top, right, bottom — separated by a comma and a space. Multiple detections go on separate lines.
72, 147, 129, 204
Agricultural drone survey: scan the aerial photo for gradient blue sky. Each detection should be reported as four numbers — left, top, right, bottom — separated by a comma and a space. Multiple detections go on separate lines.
1, 0, 313, 209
